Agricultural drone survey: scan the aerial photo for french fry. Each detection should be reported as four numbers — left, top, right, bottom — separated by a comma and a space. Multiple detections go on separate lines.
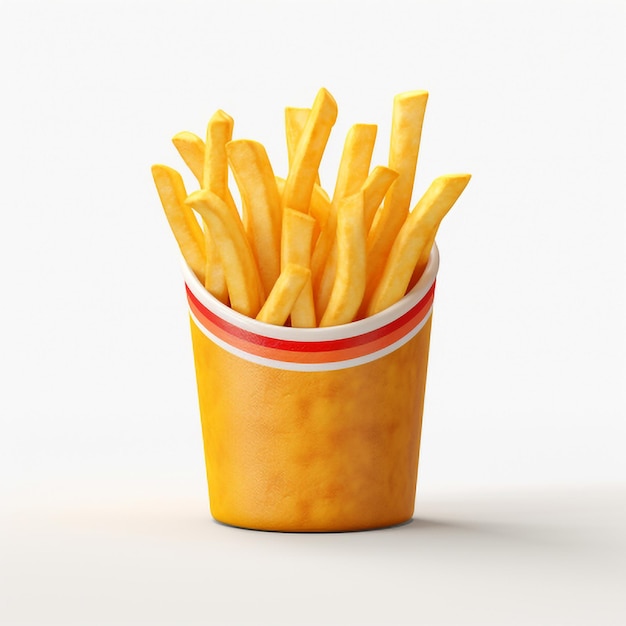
204, 109, 238, 215
285, 107, 321, 187
227, 139, 282, 296
331, 123, 377, 203
313, 167, 397, 318
151, 164, 206, 284
309, 183, 331, 233
281, 209, 317, 327
202, 110, 238, 301
171, 131, 205, 185
367, 174, 471, 317
310, 204, 338, 311
282, 88, 338, 213
185, 190, 264, 318
319, 192, 366, 327
361, 165, 399, 233
285, 107, 311, 169
309, 123, 376, 302
276, 176, 330, 243
256, 264, 311, 326
172, 115, 236, 299
204, 229, 229, 305
364, 91, 429, 308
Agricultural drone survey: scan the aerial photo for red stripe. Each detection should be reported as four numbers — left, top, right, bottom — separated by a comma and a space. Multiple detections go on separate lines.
186, 282, 435, 356
187, 287, 435, 364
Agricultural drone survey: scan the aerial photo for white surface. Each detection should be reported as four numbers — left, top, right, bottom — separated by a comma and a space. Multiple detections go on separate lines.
0, 1, 624, 624
2, 484, 625, 625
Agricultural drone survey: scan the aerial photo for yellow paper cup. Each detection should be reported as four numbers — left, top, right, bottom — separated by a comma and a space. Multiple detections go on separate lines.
182, 245, 439, 532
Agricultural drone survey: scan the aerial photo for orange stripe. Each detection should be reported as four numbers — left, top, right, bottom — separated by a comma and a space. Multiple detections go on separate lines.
189, 290, 434, 364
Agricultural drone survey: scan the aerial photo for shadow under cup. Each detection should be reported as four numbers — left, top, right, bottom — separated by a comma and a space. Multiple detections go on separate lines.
182, 245, 439, 532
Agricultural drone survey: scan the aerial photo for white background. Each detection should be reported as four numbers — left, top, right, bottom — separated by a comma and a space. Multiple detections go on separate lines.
0, 1, 624, 625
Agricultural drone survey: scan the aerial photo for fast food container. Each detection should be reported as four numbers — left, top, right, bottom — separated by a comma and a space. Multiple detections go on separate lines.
182, 245, 439, 532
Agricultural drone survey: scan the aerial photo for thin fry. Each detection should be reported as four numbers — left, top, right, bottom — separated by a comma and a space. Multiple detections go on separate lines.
202, 110, 238, 299
282, 88, 338, 213
314, 167, 397, 318
285, 107, 311, 168
256, 264, 311, 326
227, 139, 282, 296
309, 183, 331, 232
204, 229, 229, 304
364, 91, 429, 306
171, 132, 205, 185
331, 123, 377, 203
276, 176, 329, 244
367, 174, 471, 316
311, 197, 337, 304
151, 164, 206, 284
172, 121, 232, 299
282, 208, 317, 327
204, 109, 238, 215
185, 190, 264, 318
319, 192, 366, 327
285, 107, 321, 186
361, 166, 399, 233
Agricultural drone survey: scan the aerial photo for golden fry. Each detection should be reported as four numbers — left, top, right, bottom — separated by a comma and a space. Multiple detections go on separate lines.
282, 208, 317, 327
185, 190, 264, 318
256, 264, 311, 326
311, 123, 376, 302
311, 203, 337, 304
203, 228, 229, 304
367, 174, 471, 316
171, 131, 205, 185
365, 91, 429, 305
285, 107, 322, 187
204, 109, 238, 214
309, 183, 331, 232
319, 192, 366, 327
227, 139, 282, 296
313, 167, 397, 318
172, 120, 233, 298
277, 176, 329, 244
285, 107, 311, 168
282, 88, 338, 213
151, 164, 206, 284
332, 123, 377, 203
361, 166, 399, 233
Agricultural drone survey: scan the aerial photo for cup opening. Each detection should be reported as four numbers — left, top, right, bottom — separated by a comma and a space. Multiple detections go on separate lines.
182, 243, 439, 342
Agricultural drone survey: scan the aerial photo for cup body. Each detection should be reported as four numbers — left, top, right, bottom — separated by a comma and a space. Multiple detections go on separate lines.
183, 246, 439, 532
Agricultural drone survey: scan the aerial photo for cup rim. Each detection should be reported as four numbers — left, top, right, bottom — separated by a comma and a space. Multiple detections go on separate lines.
182, 244, 439, 342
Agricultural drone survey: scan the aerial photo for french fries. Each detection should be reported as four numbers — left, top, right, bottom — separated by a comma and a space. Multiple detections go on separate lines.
331, 123, 377, 203
151, 164, 206, 285
172, 132, 205, 185
363, 91, 429, 309
153, 87, 470, 328
361, 166, 399, 233
284, 107, 311, 169
281, 208, 317, 327
312, 166, 397, 318
367, 174, 471, 317
203, 109, 238, 215
227, 139, 282, 296
185, 190, 264, 318
256, 263, 311, 326
319, 192, 366, 327
281, 88, 338, 214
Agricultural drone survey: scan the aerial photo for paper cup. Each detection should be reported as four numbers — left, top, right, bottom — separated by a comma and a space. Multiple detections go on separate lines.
182, 245, 439, 532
